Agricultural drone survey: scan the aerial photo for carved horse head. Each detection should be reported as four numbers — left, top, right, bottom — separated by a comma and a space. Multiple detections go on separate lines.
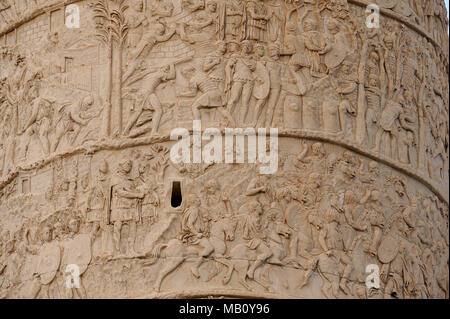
211, 215, 237, 242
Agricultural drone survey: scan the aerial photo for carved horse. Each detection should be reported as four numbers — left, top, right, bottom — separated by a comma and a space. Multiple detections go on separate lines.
148, 216, 237, 292
267, 222, 292, 265
315, 252, 346, 298
299, 249, 355, 299
220, 222, 292, 292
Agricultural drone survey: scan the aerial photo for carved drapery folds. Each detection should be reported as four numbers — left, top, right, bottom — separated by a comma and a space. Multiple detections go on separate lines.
0, 0, 448, 299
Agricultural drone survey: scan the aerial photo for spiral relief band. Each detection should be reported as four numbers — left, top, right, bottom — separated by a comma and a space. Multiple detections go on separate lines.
0, 0, 448, 299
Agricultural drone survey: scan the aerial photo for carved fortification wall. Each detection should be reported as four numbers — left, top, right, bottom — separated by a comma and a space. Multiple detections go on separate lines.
0, 0, 448, 299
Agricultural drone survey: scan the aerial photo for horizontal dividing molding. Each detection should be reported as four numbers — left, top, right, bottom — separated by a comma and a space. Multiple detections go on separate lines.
1, 129, 448, 205
0, 0, 447, 57
139, 288, 301, 299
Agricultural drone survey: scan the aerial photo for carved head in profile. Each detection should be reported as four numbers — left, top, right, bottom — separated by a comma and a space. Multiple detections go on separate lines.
303, 19, 318, 32
206, 1, 217, 12
342, 151, 357, 170
227, 40, 240, 53
241, 41, 253, 55
15, 54, 25, 67
393, 91, 405, 106
276, 186, 292, 203
181, 66, 196, 80
80, 173, 90, 191
47, 32, 59, 46
383, 33, 394, 50
426, 42, 436, 59
154, 23, 166, 36
403, 89, 414, 104
393, 178, 407, 198
118, 159, 133, 175
187, 194, 201, 207
326, 153, 339, 174
133, 0, 144, 12
311, 142, 325, 158
60, 180, 70, 192
205, 180, 220, 194
370, 190, 380, 202
248, 200, 263, 216
53, 221, 66, 240
410, 244, 422, 262
1, 229, 10, 243
40, 226, 52, 243
5, 239, 15, 254
215, 41, 227, 55
68, 218, 80, 234
99, 160, 109, 177
27, 84, 39, 102
368, 161, 379, 176
409, 197, 420, 209
268, 44, 280, 60
285, 22, 296, 35
368, 50, 380, 63
325, 208, 339, 223
340, 60, 351, 74
308, 172, 321, 189
326, 19, 340, 35
81, 95, 94, 110
367, 73, 378, 87
255, 43, 265, 58
39, 98, 55, 118
407, 46, 417, 60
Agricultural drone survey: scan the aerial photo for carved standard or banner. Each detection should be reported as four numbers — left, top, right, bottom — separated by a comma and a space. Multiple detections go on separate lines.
0, 0, 448, 299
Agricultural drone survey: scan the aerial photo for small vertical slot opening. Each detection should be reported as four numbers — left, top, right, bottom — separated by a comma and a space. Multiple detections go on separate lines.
171, 181, 182, 208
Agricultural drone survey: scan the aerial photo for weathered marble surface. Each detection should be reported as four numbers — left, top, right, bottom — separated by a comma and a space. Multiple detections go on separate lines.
0, 0, 448, 299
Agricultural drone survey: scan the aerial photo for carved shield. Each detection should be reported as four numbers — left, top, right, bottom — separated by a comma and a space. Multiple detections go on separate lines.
61, 234, 92, 275
378, 234, 399, 264
253, 62, 270, 100
393, 2, 414, 17
38, 243, 61, 285
325, 43, 348, 70
285, 202, 304, 231
377, 0, 396, 9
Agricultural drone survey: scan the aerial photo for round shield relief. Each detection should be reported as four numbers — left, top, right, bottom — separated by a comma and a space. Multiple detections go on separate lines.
253, 62, 270, 100
378, 234, 399, 264
38, 242, 61, 285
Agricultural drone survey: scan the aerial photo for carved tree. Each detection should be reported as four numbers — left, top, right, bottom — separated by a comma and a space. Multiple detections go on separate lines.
93, 0, 129, 136
355, 25, 370, 145
149, 145, 170, 183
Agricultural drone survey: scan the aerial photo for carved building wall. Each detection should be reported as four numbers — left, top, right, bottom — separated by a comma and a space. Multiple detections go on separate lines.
0, 0, 448, 299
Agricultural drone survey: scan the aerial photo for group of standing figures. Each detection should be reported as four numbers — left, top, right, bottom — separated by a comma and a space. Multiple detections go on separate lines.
120, 0, 449, 181
0, 0, 448, 184
2, 140, 448, 299
0, 0, 448, 300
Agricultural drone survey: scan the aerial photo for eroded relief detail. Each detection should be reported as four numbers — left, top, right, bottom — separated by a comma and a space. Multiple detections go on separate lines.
0, 0, 448, 299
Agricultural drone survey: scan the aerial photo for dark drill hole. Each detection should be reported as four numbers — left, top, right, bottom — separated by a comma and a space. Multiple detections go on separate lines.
171, 181, 182, 208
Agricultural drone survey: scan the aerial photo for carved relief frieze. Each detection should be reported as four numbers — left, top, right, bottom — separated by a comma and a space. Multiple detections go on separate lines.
0, 0, 448, 299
